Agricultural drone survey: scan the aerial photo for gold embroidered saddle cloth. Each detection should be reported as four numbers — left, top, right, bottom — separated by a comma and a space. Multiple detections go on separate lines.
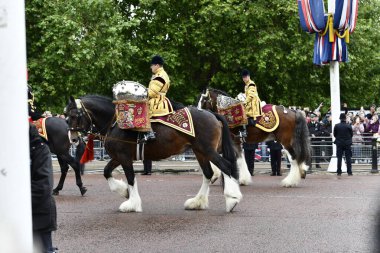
255, 104, 279, 132
32, 118, 48, 140
150, 107, 195, 137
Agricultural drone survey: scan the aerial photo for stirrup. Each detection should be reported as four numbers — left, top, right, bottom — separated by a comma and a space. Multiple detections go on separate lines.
239, 130, 247, 138
138, 132, 156, 144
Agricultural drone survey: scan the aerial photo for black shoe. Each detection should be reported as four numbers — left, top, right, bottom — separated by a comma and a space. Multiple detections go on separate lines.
337, 173, 342, 176
348, 173, 353, 176
270, 172, 276, 176
277, 173, 282, 176
142, 172, 151, 175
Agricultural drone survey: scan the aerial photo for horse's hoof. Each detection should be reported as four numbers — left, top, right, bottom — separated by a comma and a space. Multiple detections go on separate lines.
210, 177, 218, 184
225, 197, 240, 212
52, 190, 59, 196
80, 187, 87, 196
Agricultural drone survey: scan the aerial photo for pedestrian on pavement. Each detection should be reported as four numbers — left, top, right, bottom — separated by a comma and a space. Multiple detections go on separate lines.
243, 142, 258, 176
142, 160, 152, 175
30, 123, 58, 253
267, 140, 283, 176
333, 113, 353, 176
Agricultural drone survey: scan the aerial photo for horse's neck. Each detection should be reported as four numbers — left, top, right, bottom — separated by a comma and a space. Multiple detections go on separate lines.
84, 101, 114, 135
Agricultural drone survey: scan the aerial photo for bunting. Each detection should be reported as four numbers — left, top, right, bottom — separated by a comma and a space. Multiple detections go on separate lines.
297, 0, 358, 65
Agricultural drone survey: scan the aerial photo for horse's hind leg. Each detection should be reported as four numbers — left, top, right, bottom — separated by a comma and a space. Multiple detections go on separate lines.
184, 157, 211, 210
236, 148, 252, 185
63, 154, 87, 196
208, 153, 242, 212
52, 156, 69, 195
281, 149, 302, 188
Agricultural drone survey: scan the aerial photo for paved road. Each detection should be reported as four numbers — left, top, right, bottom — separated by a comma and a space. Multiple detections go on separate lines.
53, 170, 380, 253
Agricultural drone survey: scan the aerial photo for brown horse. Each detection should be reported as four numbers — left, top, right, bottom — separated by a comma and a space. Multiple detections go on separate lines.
197, 88, 311, 187
65, 95, 242, 212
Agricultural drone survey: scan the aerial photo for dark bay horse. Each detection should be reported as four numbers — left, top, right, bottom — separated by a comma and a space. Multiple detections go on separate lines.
43, 117, 87, 196
197, 88, 311, 187
65, 95, 242, 212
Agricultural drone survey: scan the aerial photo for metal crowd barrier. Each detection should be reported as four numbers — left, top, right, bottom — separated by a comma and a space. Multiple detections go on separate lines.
61, 136, 379, 172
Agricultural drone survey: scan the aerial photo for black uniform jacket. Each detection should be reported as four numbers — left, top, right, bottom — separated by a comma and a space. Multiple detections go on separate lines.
333, 121, 353, 146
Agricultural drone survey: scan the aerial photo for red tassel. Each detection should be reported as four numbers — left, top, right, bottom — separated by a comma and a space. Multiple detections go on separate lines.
80, 134, 94, 164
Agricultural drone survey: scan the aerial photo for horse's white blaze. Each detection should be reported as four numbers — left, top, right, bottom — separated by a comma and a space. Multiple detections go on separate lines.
107, 177, 128, 198
237, 155, 252, 185
222, 172, 242, 212
210, 162, 221, 184
119, 180, 142, 213
184, 176, 210, 210
281, 153, 301, 188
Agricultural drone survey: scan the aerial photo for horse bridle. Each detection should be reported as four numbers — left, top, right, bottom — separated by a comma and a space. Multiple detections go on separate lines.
67, 99, 94, 134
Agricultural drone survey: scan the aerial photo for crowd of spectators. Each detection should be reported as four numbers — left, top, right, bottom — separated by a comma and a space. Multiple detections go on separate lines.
292, 103, 380, 167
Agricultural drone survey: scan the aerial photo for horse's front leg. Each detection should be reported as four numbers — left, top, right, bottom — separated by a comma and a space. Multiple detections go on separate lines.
118, 162, 142, 213
64, 154, 87, 196
104, 159, 128, 198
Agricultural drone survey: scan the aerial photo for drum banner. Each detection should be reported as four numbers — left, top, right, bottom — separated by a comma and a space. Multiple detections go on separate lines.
150, 108, 195, 137
32, 118, 48, 140
217, 103, 248, 128
114, 100, 151, 131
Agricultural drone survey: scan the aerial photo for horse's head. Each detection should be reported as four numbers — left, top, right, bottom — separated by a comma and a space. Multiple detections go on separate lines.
197, 88, 221, 112
65, 96, 91, 134
197, 89, 215, 111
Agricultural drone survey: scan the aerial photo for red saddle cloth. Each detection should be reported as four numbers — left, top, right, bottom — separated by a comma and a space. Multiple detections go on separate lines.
32, 118, 48, 140
150, 108, 195, 137
255, 104, 279, 132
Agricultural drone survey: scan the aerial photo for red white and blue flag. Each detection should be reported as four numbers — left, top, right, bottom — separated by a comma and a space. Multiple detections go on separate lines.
297, 0, 358, 65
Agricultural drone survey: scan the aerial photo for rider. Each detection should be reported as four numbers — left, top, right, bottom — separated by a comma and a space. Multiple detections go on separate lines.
140, 55, 171, 143
240, 69, 263, 137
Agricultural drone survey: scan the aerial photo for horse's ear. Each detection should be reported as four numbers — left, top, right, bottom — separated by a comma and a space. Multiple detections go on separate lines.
69, 96, 75, 103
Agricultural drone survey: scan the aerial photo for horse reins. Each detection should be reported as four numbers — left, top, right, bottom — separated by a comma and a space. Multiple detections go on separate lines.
69, 99, 139, 144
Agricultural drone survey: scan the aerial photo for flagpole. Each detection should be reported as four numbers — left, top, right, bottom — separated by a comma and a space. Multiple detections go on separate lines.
327, 0, 347, 172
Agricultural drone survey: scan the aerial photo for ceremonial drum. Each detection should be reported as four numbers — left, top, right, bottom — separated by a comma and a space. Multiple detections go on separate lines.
112, 80, 151, 131
216, 94, 247, 128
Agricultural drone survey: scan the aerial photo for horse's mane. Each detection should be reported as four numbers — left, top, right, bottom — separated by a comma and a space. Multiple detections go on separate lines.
207, 87, 230, 96
81, 94, 113, 103
169, 98, 185, 110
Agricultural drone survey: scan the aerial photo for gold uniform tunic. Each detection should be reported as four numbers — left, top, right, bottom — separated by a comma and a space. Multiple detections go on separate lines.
244, 79, 262, 120
148, 67, 172, 117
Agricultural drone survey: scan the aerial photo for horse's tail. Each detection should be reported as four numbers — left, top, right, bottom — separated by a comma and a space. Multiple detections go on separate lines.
212, 113, 238, 180
293, 111, 312, 165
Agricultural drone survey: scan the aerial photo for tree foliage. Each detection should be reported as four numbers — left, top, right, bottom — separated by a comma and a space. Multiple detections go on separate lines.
26, 0, 380, 113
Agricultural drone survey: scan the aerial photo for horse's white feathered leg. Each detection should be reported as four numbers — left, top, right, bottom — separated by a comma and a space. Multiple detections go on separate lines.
119, 180, 142, 212
210, 162, 221, 184
107, 177, 129, 198
184, 176, 210, 210
237, 154, 252, 185
281, 152, 301, 187
223, 172, 242, 212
